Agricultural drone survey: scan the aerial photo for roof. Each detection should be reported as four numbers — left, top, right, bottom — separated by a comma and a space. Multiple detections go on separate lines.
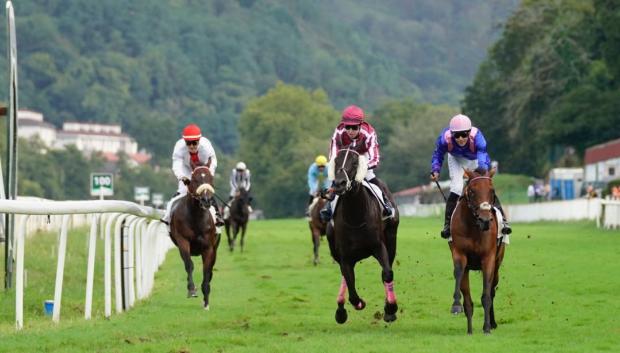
584, 138, 620, 164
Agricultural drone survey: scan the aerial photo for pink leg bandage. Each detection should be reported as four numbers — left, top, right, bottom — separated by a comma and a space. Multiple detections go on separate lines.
337, 277, 347, 303
384, 281, 397, 304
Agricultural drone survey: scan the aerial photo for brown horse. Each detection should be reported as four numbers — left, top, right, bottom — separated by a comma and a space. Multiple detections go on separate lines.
326, 147, 400, 324
449, 168, 506, 334
224, 187, 250, 252
169, 162, 220, 309
308, 194, 327, 265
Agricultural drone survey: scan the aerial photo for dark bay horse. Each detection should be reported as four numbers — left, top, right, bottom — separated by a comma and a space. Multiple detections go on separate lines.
225, 187, 250, 252
449, 168, 506, 334
308, 194, 327, 265
169, 162, 221, 309
326, 148, 400, 324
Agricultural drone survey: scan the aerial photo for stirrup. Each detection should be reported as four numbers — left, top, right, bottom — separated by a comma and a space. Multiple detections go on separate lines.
502, 221, 512, 235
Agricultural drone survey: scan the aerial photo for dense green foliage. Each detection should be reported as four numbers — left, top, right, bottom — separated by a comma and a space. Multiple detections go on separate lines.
463, 0, 620, 176
2, 219, 619, 352
0, 0, 517, 160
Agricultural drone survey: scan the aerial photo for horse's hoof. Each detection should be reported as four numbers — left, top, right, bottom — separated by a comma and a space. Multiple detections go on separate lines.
491, 322, 498, 329
354, 299, 366, 311
313, 258, 319, 266
188, 290, 198, 298
335, 307, 348, 324
383, 313, 397, 323
451, 304, 463, 315
204, 304, 210, 311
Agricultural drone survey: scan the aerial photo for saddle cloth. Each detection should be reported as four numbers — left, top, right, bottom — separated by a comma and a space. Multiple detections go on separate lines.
330, 180, 386, 215
448, 207, 510, 244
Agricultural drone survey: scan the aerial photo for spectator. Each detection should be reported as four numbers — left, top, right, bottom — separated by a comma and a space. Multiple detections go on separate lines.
527, 184, 535, 203
612, 186, 620, 200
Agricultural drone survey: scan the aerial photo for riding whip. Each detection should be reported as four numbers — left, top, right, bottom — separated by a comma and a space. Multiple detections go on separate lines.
431, 173, 447, 203
213, 192, 232, 209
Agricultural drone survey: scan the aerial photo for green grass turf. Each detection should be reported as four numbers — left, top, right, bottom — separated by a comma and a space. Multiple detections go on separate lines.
0, 217, 619, 352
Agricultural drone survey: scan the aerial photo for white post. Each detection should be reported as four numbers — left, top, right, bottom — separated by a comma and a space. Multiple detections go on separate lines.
114, 214, 128, 313
104, 213, 119, 318
126, 217, 137, 308
84, 214, 99, 319
52, 215, 70, 323
14, 214, 29, 330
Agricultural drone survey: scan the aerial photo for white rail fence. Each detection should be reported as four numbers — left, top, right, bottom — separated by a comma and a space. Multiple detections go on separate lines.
398, 197, 620, 229
0, 199, 174, 330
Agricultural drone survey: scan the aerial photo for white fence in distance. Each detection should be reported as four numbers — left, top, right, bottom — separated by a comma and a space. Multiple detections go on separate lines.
0, 199, 174, 330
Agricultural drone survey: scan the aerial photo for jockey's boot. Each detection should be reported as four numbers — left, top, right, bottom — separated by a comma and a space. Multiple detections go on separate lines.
441, 192, 459, 239
320, 202, 332, 222
494, 195, 512, 235
210, 197, 225, 227
382, 199, 394, 219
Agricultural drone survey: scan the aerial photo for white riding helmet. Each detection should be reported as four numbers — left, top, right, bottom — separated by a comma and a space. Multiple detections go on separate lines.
236, 161, 247, 171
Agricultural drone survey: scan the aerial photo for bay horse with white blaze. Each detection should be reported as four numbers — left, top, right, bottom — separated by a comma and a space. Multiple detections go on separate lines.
169, 161, 221, 310
224, 187, 250, 252
449, 168, 506, 334
326, 147, 399, 324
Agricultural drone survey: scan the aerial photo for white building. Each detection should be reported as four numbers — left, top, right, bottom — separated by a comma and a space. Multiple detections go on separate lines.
16, 109, 149, 165
584, 138, 620, 184
55, 122, 138, 155
17, 110, 57, 146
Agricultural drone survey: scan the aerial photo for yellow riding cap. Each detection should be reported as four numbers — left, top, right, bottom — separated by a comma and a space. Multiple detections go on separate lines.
315, 155, 327, 166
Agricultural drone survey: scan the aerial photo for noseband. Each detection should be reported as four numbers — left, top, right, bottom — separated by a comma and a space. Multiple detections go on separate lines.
464, 176, 494, 225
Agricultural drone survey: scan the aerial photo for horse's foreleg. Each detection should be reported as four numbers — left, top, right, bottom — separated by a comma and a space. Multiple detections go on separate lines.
225, 221, 233, 252
490, 245, 505, 330
374, 244, 398, 322
178, 246, 196, 298
481, 256, 497, 334
451, 254, 467, 314
201, 246, 217, 310
311, 228, 321, 265
340, 262, 365, 310
460, 270, 473, 334
335, 277, 348, 324
240, 223, 247, 253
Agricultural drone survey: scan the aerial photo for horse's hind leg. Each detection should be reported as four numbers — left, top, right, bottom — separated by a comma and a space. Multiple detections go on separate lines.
335, 277, 348, 324
481, 257, 497, 334
201, 246, 217, 310
311, 227, 321, 265
340, 262, 365, 310
178, 245, 197, 298
374, 244, 398, 322
460, 270, 473, 335
490, 245, 505, 329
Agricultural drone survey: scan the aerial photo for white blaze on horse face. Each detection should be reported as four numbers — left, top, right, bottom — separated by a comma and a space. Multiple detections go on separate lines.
196, 183, 214, 196
354, 155, 368, 182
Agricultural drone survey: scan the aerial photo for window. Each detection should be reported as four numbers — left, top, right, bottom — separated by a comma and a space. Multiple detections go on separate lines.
609, 167, 615, 176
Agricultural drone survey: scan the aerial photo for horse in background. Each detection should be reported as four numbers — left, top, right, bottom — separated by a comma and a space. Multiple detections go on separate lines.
169, 161, 220, 310
308, 194, 328, 265
326, 147, 400, 324
225, 187, 250, 252
449, 168, 506, 334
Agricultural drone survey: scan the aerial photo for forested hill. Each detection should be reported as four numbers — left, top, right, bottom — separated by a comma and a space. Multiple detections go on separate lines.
0, 0, 518, 161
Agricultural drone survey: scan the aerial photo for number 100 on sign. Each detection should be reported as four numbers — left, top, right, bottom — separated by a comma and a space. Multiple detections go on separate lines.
91, 173, 114, 197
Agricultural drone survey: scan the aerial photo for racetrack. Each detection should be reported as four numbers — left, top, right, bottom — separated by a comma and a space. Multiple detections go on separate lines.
1, 217, 618, 352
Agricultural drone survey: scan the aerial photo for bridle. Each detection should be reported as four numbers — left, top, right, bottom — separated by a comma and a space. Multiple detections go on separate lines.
336, 148, 360, 193
190, 166, 213, 210
464, 176, 495, 225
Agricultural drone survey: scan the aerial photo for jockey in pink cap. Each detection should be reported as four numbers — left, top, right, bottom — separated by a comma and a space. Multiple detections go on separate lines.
320, 105, 394, 221
430, 114, 511, 239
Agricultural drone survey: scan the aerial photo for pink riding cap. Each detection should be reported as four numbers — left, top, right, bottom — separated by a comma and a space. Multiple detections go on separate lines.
449, 114, 472, 132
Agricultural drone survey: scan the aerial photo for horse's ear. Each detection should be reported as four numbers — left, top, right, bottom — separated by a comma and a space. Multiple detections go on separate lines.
206, 158, 211, 168
463, 168, 474, 180
489, 167, 496, 178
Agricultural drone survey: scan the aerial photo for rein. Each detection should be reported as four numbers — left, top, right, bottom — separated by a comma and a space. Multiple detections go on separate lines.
338, 148, 359, 192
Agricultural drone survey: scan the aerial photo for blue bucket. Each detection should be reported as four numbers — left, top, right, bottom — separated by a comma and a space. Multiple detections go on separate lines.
44, 300, 54, 316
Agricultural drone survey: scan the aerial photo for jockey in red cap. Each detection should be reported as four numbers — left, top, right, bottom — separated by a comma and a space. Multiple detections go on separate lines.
320, 105, 394, 221
161, 123, 224, 229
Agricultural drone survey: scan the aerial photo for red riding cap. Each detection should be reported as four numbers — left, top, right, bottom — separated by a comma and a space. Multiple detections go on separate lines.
182, 124, 202, 141
341, 105, 365, 125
